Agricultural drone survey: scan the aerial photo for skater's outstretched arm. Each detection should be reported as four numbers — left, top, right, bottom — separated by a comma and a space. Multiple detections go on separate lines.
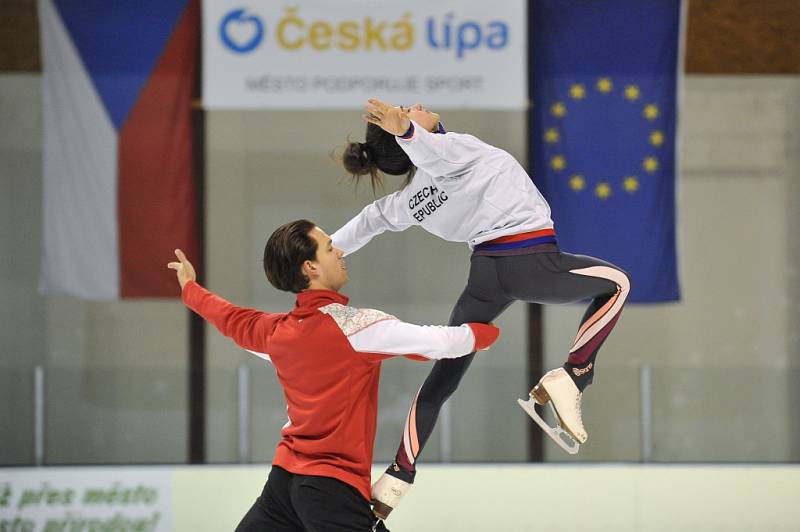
331, 190, 414, 256
169, 249, 281, 356
318, 303, 499, 361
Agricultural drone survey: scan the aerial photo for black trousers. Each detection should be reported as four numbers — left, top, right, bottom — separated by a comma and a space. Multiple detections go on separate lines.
235, 467, 389, 532
391, 251, 630, 480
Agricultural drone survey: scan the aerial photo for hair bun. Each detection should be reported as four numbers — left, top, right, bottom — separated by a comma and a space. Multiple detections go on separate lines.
342, 140, 374, 177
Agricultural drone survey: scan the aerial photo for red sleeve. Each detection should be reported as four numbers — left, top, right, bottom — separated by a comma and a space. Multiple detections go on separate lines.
182, 281, 281, 354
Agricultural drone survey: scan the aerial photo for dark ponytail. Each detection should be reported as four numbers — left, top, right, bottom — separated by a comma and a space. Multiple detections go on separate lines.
341, 123, 416, 192
342, 140, 379, 190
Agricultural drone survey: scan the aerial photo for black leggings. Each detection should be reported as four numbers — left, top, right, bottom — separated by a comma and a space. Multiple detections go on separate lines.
391, 251, 630, 480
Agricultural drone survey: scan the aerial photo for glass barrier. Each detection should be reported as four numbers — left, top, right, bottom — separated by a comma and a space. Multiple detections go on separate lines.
2, 364, 798, 465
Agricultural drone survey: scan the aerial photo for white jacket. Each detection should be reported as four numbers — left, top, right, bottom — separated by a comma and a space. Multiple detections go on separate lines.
332, 121, 554, 254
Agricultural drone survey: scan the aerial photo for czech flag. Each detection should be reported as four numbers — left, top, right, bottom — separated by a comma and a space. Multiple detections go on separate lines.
39, 0, 199, 299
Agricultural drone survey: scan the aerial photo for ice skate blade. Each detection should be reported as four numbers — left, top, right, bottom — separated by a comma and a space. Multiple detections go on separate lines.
517, 396, 580, 455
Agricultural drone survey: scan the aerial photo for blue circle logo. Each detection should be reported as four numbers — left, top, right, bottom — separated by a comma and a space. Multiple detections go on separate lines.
219, 9, 265, 54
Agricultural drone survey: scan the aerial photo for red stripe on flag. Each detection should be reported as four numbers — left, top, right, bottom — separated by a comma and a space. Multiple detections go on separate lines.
118, 0, 199, 298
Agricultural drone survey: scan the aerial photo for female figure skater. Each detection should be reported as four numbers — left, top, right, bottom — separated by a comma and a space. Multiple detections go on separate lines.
332, 99, 630, 519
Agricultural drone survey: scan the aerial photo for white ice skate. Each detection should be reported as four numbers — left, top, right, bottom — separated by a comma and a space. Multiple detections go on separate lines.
517, 367, 587, 455
371, 472, 412, 520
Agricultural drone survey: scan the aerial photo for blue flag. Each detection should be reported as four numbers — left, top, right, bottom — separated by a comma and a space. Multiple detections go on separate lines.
531, 0, 682, 302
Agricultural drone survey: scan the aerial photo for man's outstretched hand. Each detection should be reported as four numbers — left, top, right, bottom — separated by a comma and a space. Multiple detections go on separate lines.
167, 249, 196, 289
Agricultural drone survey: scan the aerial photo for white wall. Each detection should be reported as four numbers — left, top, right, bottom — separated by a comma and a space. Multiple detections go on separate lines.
0, 74, 189, 464
0, 74, 43, 463
2, 74, 799, 464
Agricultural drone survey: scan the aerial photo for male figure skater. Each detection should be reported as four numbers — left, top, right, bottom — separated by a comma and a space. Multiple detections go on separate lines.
168, 219, 499, 531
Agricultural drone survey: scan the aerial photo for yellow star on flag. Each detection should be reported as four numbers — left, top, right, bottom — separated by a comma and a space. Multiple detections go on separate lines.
569, 84, 586, 100
596, 77, 613, 93
649, 130, 665, 147
623, 176, 640, 193
550, 102, 567, 117
624, 85, 640, 101
644, 104, 660, 121
595, 182, 612, 199
643, 157, 659, 173
551, 155, 566, 171
569, 175, 585, 191
544, 128, 560, 143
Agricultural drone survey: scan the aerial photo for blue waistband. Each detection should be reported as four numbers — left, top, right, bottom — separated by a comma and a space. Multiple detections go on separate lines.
474, 235, 558, 252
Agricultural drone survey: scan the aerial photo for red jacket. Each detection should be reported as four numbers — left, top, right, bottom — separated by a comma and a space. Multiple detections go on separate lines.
182, 281, 498, 500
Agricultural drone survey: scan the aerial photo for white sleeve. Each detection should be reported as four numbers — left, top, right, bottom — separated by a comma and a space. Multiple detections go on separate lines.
330, 191, 415, 256
245, 349, 272, 363
318, 303, 476, 360
348, 319, 476, 360
396, 121, 490, 179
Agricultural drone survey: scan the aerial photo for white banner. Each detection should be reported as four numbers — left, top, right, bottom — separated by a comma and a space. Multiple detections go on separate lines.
203, 0, 527, 109
0, 468, 171, 532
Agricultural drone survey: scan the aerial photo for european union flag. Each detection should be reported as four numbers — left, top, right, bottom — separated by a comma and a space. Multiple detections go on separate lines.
531, 0, 682, 302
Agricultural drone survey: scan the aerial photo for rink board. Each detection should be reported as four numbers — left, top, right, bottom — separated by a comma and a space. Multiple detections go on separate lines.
1, 464, 798, 531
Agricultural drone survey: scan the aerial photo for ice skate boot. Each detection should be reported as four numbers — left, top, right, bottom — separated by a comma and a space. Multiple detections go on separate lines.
517, 367, 587, 454
371, 472, 412, 520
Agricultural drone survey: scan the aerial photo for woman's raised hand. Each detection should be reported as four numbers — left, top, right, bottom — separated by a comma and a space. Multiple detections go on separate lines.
363, 98, 412, 136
